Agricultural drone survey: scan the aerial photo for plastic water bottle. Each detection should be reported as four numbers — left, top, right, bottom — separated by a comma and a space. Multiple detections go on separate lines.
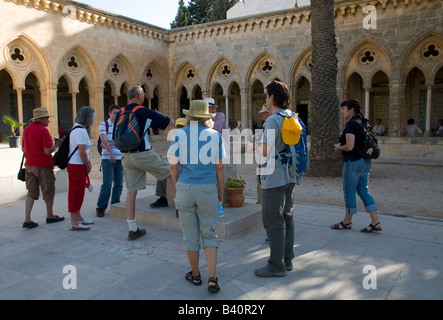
217, 202, 224, 218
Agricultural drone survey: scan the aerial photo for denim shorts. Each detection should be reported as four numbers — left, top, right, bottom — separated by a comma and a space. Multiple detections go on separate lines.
342, 158, 378, 214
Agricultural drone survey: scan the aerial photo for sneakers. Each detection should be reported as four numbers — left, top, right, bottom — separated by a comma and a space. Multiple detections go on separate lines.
254, 265, 287, 277
150, 197, 168, 208
128, 228, 146, 241
70, 223, 90, 231
46, 215, 65, 224
79, 218, 94, 225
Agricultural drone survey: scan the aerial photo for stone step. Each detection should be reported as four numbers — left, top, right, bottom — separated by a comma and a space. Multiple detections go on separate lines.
110, 195, 262, 240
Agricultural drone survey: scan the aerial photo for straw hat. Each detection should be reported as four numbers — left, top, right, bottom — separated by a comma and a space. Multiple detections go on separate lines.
183, 100, 216, 119
175, 118, 186, 126
30, 107, 53, 121
259, 104, 269, 114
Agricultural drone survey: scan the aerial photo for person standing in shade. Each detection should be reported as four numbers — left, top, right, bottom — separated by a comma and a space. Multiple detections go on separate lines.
332, 99, 382, 233
68, 106, 96, 231
21, 107, 64, 228
168, 100, 225, 293
96, 105, 123, 217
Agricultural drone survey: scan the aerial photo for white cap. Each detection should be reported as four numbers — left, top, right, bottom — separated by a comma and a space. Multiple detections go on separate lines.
205, 97, 215, 106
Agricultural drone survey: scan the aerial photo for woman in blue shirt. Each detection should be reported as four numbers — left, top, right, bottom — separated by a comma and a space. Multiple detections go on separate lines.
168, 100, 225, 293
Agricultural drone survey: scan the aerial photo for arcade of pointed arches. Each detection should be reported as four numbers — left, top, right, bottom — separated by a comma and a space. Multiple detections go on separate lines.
1, 33, 443, 140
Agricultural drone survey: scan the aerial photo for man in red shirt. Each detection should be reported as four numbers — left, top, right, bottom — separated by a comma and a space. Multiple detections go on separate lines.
22, 107, 63, 228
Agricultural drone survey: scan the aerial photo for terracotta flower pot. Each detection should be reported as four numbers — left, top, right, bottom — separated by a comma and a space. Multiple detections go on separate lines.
226, 187, 245, 207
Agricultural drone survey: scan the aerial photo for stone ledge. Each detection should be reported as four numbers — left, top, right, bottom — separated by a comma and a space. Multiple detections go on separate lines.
109, 195, 262, 240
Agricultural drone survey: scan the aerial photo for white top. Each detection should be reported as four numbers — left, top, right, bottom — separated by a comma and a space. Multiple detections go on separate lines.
68, 123, 91, 164
99, 119, 122, 160
405, 124, 423, 137
373, 124, 385, 135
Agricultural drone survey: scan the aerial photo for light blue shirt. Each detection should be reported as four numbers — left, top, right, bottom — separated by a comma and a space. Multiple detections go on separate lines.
168, 122, 225, 185
259, 109, 298, 189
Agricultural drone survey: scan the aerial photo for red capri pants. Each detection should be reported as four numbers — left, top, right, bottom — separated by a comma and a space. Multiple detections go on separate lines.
67, 163, 87, 213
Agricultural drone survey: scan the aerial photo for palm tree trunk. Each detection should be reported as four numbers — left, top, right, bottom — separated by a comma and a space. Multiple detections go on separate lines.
309, 0, 342, 176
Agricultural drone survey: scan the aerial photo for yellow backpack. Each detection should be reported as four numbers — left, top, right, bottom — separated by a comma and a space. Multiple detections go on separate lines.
280, 113, 303, 145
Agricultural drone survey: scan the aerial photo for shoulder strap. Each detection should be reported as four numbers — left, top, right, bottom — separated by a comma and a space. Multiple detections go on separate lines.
133, 105, 145, 112
67, 126, 82, 160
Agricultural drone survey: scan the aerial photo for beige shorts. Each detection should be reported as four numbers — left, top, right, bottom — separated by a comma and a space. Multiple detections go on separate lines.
121, 150, 170, 192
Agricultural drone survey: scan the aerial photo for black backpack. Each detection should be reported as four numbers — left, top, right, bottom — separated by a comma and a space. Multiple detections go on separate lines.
114, 105, 146, 152
355, 119, 381, 160
53, 126, 82, 169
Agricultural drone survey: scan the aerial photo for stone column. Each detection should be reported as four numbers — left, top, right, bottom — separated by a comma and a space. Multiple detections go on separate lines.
425, 85, 432, 136
240, 88, 248, 130
71, 91, 78, 123
48, 82, 59, 136
224, 95, 229, 129
15, 87, 24, 136
364, 87, 370, 119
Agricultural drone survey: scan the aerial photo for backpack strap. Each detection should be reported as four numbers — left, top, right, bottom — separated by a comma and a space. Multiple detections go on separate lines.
67, 125, 82, 161
132, 105, 151, 138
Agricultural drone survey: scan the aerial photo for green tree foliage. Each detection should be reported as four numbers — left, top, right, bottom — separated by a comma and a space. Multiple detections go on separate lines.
170, 0, 237, 29
170, 0, 190, 29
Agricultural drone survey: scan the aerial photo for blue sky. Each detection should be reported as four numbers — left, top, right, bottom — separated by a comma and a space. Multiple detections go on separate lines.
75, 0, 188, 29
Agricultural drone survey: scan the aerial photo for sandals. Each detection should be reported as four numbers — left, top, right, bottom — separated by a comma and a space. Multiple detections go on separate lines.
361, 222, 382, 233
185, 272, 220, 293
331, 221, 352, 230
185, 271, 202, 286
208, 277, 220, 293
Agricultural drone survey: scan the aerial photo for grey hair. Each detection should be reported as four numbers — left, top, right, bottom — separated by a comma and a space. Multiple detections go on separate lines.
185, 116, 214, 129
128, 85, 144, 100
75, 106, 95, 127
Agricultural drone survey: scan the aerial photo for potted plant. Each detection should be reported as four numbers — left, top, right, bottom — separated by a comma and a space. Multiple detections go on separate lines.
2, 115, 25, 148
225, 176, 246, 207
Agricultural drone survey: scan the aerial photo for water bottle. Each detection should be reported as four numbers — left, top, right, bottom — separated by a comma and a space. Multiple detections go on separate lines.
217, 202, 224, 218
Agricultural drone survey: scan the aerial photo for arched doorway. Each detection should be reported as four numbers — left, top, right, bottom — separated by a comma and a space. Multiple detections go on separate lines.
0, 69, 16, 136
57, 76, 73, 132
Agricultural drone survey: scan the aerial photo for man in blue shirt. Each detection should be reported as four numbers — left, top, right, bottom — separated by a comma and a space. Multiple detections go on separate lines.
116, 85, 174, 240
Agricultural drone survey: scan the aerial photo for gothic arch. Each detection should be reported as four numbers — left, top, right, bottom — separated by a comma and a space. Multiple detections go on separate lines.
103, 54, 137, 97
173, 61, 202, 97
1, 33, 50, 90
56, 44, 99, 93
341, 39, 392, 89
141, 60, 166, 98
207, 57, 240, 96
291, 47, 312, 87
401, 32, 443, 85
246, 52, 285, 87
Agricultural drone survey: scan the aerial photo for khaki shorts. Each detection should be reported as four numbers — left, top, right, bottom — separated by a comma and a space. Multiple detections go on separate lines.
122, 150, 170, 193
175, 182, 219, 251
25, 166, 56, 201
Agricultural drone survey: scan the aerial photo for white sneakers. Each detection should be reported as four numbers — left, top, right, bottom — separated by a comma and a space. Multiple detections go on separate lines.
70, 219, 94, 231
